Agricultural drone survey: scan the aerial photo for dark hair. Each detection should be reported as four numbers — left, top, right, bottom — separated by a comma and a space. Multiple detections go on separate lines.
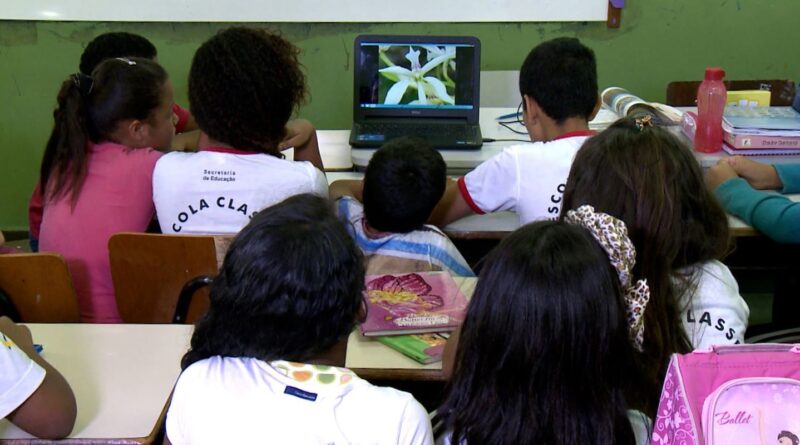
188, 27, 306, 154
181, 194, 365, 369
40, 57, 168, 203
519, 37, 597, 123
780, 431, 800, 445
79, 32, 157, 75
362, 137, 446, 233
561, 118, 731, 415
440, 221, 637, 445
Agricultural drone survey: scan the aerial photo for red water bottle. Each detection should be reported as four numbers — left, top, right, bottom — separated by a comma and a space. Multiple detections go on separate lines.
694, 67, 727, 153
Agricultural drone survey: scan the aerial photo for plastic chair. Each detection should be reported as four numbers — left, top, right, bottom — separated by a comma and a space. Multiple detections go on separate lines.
746, 327, 800, 344
109, 233, 231, 323
665, 79, 797, 106
0, 253, 80, 322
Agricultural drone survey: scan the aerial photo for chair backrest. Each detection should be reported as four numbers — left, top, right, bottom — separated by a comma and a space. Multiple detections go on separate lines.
0, 253, 80, 322
666, 79, 797, 106
109, 233, 231, 323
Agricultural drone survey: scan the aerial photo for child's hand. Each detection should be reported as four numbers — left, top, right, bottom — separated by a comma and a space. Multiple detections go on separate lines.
727, 156, 783, 190
706, 160, 739, 191
0, 316, 36, 355
279, 119, 315, 151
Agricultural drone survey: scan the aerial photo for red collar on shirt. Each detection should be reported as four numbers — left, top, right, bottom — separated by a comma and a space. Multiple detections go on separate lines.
552, 130, 595, 141
200, 146, 260, 155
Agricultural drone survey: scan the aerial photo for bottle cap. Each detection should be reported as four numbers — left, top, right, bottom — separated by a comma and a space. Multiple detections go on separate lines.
704, 67, 725, 81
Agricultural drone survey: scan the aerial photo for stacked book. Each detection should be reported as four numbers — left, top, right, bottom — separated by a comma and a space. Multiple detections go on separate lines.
360, 272, 468, 364
721, 106, 800, 155
683, 106, 800, 155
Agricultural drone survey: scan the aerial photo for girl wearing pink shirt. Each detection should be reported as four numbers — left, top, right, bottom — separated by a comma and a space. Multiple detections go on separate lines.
37, 57, 175, 322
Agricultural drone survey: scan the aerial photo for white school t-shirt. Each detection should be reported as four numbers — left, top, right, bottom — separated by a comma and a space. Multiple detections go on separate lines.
458, 132, 592, 223
153, 148, 328, 234
166, 357, 433, 445
1, 333, 46, 418
679, 260, 750, 348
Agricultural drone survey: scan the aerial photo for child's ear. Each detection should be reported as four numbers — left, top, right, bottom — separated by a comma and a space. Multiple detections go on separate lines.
589, 94, 601, 121
127, 119, 149, 145
522, 94, 539, 123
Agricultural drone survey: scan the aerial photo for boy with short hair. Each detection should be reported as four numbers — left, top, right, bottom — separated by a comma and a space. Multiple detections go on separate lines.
331, 137, 474, 277
431, 37, 600, 225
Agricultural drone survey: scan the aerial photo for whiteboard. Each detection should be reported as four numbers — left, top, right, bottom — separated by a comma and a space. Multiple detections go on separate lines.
2, 0, 608, 22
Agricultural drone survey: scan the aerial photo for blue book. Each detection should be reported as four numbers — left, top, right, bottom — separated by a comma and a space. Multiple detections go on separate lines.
723, 106, 800, 131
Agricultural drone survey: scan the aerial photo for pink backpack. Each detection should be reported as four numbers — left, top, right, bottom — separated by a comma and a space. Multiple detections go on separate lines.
652, 344, 800, 445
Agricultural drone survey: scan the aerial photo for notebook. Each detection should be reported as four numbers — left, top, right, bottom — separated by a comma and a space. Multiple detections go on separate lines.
350, 35, 483, 150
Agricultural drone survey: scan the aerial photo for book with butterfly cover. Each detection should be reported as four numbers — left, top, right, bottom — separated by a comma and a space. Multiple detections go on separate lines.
360, 272, 468, 336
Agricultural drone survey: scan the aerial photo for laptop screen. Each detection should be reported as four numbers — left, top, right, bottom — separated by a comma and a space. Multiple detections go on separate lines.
353, 35, 480, 122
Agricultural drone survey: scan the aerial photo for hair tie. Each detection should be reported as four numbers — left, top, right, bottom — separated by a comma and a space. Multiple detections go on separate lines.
564, 205, 650, 351
70, 73, 94, 97
115, 57, 137, 66
634, 115, 653, 131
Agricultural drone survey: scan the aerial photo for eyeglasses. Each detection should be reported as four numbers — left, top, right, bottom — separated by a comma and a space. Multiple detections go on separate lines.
497, 101, 528, 135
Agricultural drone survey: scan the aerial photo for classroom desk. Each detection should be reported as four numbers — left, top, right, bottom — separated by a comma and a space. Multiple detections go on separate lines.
0, 324, 192, 444
346, 107, 800, 171
345, 276, 477, 381
284, 130, 353, 171
326, 172, 800, 239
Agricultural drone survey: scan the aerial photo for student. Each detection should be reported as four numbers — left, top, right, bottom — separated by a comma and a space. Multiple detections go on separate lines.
438, 219, 650, 444
331, 137, 473, 277
430, 37, 599, 226
706, 156, 800, 243
37, 58, 173, 322
165, 194, 433, 445
561, 117, 749, 414
1, 316, 77, 439
27, 31, 196, 251
79, 31, 197, 133
153, 27, 327, 235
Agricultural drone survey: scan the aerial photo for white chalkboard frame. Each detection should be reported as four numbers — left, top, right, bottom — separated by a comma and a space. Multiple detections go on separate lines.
2, 0, 608, 22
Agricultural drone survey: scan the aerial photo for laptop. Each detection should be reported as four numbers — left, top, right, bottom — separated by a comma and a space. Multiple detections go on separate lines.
350, 35, 483, 150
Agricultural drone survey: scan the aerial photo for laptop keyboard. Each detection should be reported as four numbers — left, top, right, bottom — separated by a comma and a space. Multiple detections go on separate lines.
358, 123, 480, 139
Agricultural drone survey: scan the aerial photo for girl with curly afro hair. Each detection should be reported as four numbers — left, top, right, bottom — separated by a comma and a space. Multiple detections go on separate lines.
153, 27, 328, 235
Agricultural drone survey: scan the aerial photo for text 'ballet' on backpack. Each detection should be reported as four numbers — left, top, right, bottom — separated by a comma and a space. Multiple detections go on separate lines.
652, 344, 800, 445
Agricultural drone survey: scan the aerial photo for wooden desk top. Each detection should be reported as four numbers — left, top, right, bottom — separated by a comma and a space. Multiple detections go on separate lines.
0, 324, 192, 443
345, 277, 477, 381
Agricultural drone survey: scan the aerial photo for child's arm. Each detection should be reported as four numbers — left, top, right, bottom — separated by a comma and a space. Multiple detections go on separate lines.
1, 317, 76, 439
428, 179, 475, 227
170, 130, 201, 152
281, 119, 324, 172
329, 180, 363, 202
180, 114, 199, 133
708, 161, 800, 243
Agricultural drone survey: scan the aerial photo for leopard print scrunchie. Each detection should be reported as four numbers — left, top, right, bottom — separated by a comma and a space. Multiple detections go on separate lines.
564, 205, 650, 351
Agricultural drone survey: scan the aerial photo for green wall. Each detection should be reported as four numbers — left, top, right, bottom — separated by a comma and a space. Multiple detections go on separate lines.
1, 0, 798, 231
